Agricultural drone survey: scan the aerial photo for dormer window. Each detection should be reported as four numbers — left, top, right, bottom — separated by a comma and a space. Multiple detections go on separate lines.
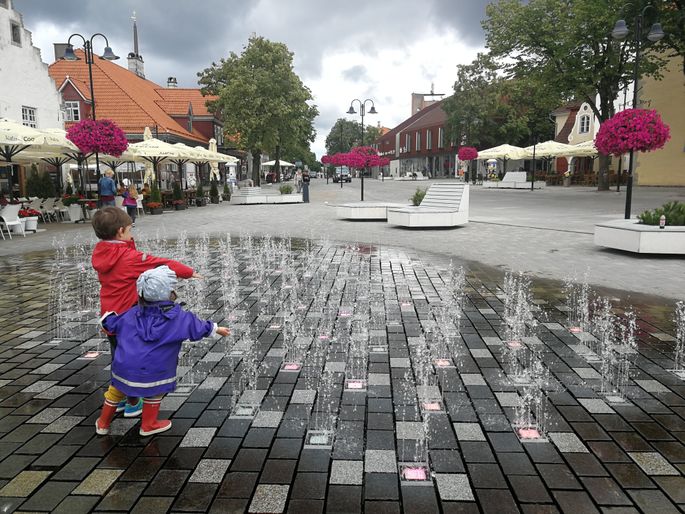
579, 114, 590, 134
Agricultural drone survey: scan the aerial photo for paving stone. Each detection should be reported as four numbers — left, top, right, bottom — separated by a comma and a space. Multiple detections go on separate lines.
578, 398, 616, 414
248, 484, 289, 513
188, 458, 231, 483
365, 450, 397, 473
0, 470, 51, 497
453, 422, 486, 441
72, 468, 123, 495
252, 410, 283, 428
97, 481, 147, 511
634, 380, 670, 393
396, 421, 424, 440
461, 374, 486, 386
628, 452, 680, 475
179, 427, 216, 447
330, 460, 363, 485
549, 432, 589, 453
25, 407, 69, 424
435, 473, 474, 501
40, 415, 85, 433
291, 472, 328, 499
290, 389, 316, 404
326, 485, 362, 513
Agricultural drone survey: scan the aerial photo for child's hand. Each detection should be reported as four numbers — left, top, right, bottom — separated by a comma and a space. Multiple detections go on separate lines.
191, 272, 204, 279
216, 327, 230, 337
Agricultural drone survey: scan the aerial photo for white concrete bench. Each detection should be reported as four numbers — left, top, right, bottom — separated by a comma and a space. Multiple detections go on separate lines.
337, 202, 407, 220
230, 186, 303, 205
482, 171, 546, 189
387, 183, 469, 228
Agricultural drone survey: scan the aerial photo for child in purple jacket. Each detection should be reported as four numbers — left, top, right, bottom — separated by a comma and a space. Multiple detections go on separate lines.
95, 266, 230, 436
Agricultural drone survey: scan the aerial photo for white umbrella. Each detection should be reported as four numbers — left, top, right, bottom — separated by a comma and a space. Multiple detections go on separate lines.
209, 138, 220, 181
130, 138, 183, 185
563, 140, 599, 157
523, 140, 574, 158
477, 144, 528, 160
262, 159, 295, 167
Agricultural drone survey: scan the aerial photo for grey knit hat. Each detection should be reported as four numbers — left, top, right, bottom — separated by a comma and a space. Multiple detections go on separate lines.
136, 265, 177, 302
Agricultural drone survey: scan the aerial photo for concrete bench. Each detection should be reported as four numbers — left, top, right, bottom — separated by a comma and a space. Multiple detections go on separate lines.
387, 183, 469, 228
230, 186, 303, 205
337, 202, 407, 220
396, 171, 429, 181
482, 171, 546, 189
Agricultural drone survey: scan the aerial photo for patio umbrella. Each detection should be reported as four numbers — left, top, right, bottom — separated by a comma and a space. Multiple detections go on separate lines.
522, 140, 574, 158
208, 138, 221, 181
0, 119, 48, 195
478, 144, 527, 176
129, 138, 183, 187
563, 140, 598, 157
262, 159, 295, 167
170, 143, 203, 189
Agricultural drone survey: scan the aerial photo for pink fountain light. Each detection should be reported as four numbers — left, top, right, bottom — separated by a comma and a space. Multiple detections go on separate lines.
346, 380, 365, 390
507, 340, 523, 349
82, 351, 99, 359
422, 402, 442, 411
517, 427, 542, 440
434, 359, 451, 368
318, 334, 330, 340
269, 325, 281, 330
569, 327, 582, 334
338, 309, 352, 317
402, 466, 428, 481
283, 363, 301, 371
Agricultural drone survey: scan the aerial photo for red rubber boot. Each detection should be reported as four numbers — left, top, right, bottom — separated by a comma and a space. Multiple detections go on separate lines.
139, 398, 172, 436
96, 400, 119, 435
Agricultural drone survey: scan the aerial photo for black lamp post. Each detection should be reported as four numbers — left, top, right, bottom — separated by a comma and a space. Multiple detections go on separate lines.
346, 98, 377, 201
611, 5, 664, 219
63, 33, 119, 195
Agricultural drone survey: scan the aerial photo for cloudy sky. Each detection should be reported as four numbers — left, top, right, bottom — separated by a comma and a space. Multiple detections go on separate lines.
16, 0, 491, 158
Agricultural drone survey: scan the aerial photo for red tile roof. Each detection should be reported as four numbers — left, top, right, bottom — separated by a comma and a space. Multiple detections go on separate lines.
48, 50, 217, 144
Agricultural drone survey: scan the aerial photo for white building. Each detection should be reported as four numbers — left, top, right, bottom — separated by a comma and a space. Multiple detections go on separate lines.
0, 0, 62, 128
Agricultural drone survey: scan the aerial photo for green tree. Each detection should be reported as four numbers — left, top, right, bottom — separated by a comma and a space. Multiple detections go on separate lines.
443, 53, 562, 151
660, 0, 685, 75
483, 0, 669, 190
198, 36, 318, 185
324, 118, 381, 155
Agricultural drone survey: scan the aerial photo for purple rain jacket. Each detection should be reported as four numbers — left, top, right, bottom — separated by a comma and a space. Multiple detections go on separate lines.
102, 301, 218, 397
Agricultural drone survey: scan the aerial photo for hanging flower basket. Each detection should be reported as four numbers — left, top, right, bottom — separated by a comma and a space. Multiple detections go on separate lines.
457, 146, 478, 161
595, 109, 670, 156
67, 119, 128, 156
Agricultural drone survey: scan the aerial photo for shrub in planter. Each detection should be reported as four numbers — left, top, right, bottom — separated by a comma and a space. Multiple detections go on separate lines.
173, 199, 187, 210
223, 183, 231, 201
210, 181, 220, 204
62, 194, 82, 207
638, 201, 685, 226
279, 184, 293, 195
172, 181, 183, 201
411, 187, 426, 206
196, 183, 206, 206
147, 202, 164, 215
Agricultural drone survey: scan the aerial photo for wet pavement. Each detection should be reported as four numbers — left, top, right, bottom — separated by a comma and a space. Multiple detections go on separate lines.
0, 236, 684, 513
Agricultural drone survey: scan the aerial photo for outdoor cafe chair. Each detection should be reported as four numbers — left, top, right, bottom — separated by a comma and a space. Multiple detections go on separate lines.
0, 204, 26, 238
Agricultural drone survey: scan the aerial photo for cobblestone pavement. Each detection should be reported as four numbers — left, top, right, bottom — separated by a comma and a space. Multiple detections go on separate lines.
1, 180, 684, 300
0, 234, 683, 513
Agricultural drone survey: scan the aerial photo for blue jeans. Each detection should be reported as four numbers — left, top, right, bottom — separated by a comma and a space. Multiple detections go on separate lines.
100, 199, 115, 207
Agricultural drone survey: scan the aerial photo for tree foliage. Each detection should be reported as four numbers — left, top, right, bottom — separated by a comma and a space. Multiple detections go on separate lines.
324, 118, 381, 155
443, 53, 562, 152
198, 36, 318, 185
660, 0, 685, 75
482, 0, 672, 189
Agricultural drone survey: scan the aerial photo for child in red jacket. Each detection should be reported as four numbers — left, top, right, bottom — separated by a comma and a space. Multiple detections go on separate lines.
91, 207, 199, 417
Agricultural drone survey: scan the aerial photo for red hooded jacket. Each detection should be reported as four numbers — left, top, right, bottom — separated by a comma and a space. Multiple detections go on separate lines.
92, 239, 194, 317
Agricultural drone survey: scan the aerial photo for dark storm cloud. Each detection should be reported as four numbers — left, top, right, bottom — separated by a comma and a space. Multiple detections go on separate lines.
16, 0, 491, 88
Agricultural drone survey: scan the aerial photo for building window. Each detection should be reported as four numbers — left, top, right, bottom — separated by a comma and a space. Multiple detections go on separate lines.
579, 115, 590, 134
426, 129, 432, 150
0, 0, 9, 9
10, 21, 21, 46
405, 134, 410, 153
438, 127, 444, 148
21, 106, 36, 127
415, 131, 421, 151
64, 101, 80, 122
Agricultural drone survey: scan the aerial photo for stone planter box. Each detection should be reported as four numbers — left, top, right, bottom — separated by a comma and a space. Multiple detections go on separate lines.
174, 204, 187, 211
149, 207, 164, 215
23, 216, 39, 232
594, 219, 685, 254
66, 204, 83, 223
196, 198, 207, 207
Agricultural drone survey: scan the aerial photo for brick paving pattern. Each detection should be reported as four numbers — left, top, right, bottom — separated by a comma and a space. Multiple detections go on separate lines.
0, 235, 683, 513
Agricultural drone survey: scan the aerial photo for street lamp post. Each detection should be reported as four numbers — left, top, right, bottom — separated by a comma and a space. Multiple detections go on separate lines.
63, 33, 119, 195
611, 5, 664, 219
346, 98, 377, 201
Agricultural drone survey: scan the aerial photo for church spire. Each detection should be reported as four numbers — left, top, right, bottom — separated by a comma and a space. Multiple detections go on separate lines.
127, 10, 145, 78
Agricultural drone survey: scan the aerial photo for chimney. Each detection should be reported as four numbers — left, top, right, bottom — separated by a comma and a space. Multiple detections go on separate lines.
167, 77, 178, 88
